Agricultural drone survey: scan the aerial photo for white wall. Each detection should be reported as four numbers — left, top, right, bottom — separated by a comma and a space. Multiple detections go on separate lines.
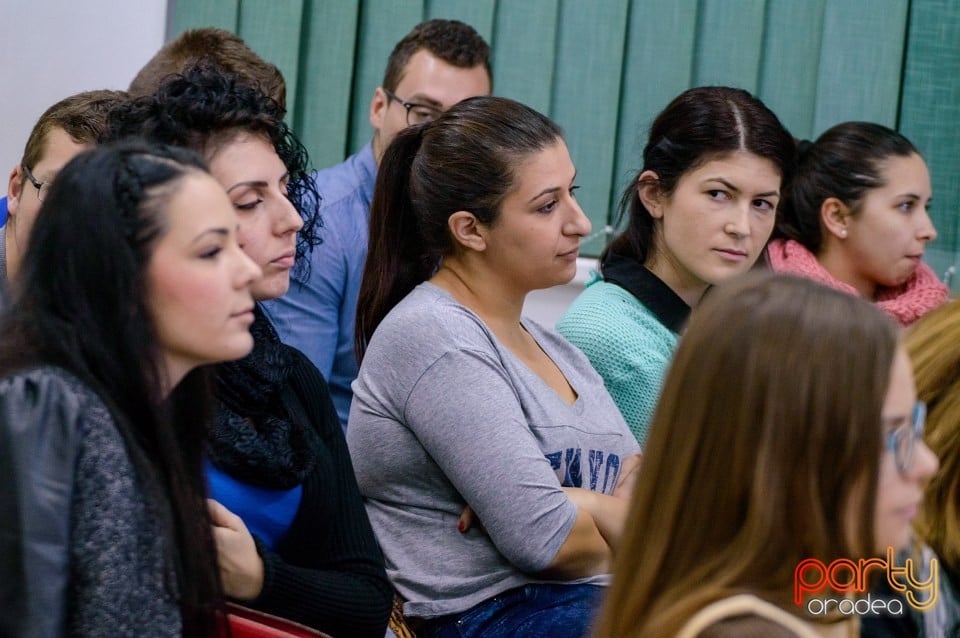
0, 0, 168, 177
523, 258, 598, 327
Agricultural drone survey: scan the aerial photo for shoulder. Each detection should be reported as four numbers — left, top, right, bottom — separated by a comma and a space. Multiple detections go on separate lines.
696, 614, 804, 638
559, 283, 677, 358
369, 284, 496, 355
311, 144, 376, 214
0, 366, 106, 426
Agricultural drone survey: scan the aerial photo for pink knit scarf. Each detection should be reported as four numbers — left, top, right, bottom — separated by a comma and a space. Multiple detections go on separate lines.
767, 239, 949, 326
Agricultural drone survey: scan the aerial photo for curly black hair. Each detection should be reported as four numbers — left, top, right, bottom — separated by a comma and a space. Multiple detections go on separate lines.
107, 64, 322, 279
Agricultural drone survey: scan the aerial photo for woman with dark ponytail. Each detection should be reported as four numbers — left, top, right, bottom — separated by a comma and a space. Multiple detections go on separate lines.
0, 140, 261, 636
768, 122, 947, 325
348, 96, 640, 638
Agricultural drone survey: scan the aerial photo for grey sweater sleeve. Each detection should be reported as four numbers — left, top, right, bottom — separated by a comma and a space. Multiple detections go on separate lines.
403, 348, 578, 573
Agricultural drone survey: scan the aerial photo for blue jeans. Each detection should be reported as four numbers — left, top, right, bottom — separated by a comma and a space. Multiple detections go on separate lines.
419, 583, 604, 638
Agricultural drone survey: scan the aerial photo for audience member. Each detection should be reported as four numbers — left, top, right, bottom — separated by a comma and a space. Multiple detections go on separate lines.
0, 141, 260, 636
264, 19, 492, 428
769, 122, 947, 325
348, 96, 640, 638
3, 89, 125, 292
129, 27, 286, 109
593, 272, 938, 638
557, 86, 796, 444
108, 66, 392, 637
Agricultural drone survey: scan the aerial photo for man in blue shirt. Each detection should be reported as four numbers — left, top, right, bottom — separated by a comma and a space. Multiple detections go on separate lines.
264, 19, 492, 429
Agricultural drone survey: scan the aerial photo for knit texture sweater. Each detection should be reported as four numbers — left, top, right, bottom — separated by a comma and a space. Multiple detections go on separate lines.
0, 367, 179, 637
557, 254, 689, 446
212, 318, 392, 638
767, 238, 948, 326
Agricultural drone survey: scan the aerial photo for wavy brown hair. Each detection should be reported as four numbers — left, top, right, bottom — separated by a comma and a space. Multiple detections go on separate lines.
906, 299, 960, 572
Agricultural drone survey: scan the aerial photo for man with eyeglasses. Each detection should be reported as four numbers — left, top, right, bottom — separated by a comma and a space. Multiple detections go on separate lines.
2, 90, 125, 293
264, 19, 492, 430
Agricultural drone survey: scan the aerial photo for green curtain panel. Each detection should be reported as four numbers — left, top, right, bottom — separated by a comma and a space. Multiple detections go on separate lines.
167, 0, 958, 278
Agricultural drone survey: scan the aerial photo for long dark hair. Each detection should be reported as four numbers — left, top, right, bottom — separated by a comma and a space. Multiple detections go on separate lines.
0, 141, 224, 635
108, 64, 321, 280
355, 95, 562, 360
595, 273, 897, 637
774, 122, 919, 253
607, 86, 797, 265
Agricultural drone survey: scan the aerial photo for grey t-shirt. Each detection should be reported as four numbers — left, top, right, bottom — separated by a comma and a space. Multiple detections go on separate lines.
347, 283, 639, 618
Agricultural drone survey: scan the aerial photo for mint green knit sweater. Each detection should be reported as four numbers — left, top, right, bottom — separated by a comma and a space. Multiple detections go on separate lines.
557, 275, 679, 446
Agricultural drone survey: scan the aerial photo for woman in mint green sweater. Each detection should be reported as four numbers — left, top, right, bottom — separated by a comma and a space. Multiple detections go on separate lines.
557, 86, 796, 445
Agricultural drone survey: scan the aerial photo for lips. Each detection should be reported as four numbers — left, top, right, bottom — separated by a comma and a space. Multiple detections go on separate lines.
271, 251, 296, 268
558, 247, 580, 260
714, 248, 748, 260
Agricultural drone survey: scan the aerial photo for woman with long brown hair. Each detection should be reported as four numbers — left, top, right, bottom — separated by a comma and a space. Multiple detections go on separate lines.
594, 272, 937, 638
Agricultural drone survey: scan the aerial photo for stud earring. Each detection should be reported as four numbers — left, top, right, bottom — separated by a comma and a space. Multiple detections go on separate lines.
839, 229, 848, 238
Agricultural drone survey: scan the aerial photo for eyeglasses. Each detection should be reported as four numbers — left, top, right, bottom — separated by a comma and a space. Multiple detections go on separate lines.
22, 164, 52, 203
885, 401, 927, 475
383, 89, 442, 126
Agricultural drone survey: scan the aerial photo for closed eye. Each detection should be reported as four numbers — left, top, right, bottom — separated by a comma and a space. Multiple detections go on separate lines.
235, 198, 263, 211
199, 247, 222, 259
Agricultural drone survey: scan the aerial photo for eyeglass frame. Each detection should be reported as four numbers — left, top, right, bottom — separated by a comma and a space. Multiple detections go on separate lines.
383, 88, 443, 126
884, 400, 926, 475
21, 164, 50, 203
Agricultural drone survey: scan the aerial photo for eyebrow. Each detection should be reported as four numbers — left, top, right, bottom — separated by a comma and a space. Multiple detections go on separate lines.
191, 228, 229, 244
705, 177, 779, 198
527, 170, 579, 203
226, 180, 268, 194
406, 94, 444, 108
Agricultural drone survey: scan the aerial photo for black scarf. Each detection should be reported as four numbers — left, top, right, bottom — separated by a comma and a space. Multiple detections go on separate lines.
207, 307, 318, 489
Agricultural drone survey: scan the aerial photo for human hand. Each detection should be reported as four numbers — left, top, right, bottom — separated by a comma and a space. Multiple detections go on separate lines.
458, 504, 487, 535
208, 499, 265, 600
613, 453, 642, 500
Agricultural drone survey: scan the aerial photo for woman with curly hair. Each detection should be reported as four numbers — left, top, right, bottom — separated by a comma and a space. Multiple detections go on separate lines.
109, 65, 392, 637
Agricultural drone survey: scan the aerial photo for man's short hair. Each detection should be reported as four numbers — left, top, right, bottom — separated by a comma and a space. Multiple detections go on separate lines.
128, 27, 286, 110
21, 89, 127, 174
382, 19, 491, 92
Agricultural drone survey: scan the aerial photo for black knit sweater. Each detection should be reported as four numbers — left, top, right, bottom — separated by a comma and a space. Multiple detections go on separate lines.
214, 338, 392, 638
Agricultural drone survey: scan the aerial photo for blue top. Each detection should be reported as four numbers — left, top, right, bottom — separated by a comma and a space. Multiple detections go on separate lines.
263, 142, 377, 431
204, 457, 302, 551
1, 196, 8, 227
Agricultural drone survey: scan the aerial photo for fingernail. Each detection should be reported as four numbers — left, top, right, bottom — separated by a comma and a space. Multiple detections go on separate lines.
458, 521, 466, 533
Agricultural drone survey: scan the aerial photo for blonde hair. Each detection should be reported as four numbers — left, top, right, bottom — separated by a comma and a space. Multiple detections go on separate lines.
594, 273, 898, 638
907, 299, 960, 570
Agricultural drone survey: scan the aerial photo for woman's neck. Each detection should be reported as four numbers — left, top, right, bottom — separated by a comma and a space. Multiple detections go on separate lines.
816, 243, 877, 300
644, 251, 707, 308
430, 258, 527, 340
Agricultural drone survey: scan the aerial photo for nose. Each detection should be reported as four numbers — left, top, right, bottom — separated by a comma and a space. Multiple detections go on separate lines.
909, 440, 939, 482
276, 192, 304, 236
565, 198, 592, 237
724, 204, 751, 238
235, 246, 262, 288
917, 207, 937, 243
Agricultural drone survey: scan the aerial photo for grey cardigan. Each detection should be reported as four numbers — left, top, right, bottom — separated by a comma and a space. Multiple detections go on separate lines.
0, 367, 180, 637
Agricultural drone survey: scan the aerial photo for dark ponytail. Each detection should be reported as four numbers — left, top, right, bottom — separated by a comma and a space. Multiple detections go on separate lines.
355, 96, 563, 361
356, 124, 431, 361
774, 122, 919, 253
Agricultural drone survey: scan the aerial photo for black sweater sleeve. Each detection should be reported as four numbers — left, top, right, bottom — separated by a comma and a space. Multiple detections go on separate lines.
248, 350, 392, 638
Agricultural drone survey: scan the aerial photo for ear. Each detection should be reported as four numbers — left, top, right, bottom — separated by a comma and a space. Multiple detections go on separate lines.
6, 164, 22, 218
820, 197, 850, 240
369, 87, 389, 131
447, 210, 487, 252
636, 170, 663, 219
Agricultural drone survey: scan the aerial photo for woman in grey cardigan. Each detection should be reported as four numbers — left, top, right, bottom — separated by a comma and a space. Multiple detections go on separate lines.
0, 141, 259, 636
